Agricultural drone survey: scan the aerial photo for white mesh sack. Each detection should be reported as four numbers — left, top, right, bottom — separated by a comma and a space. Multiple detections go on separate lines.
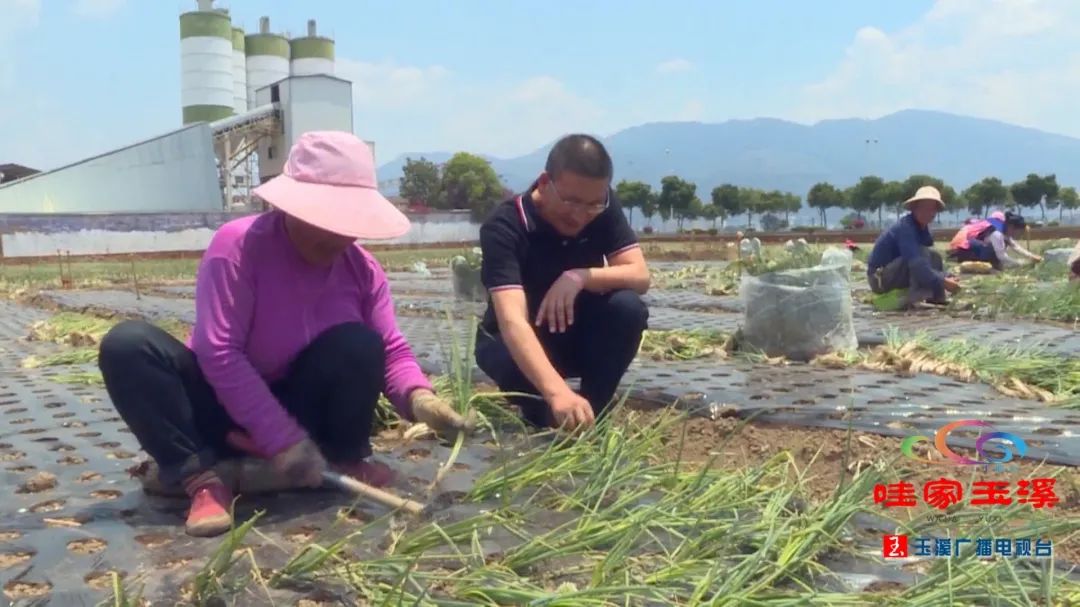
739, 247, 857, 361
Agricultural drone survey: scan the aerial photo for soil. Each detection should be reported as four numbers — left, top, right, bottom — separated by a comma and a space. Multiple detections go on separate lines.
621, 407, 1080, 566
134, 533, 172, 548
29, 500, 65, 513
85, 570, 124, 590
68, 538, 106, 554
284, 525, 320, 544
0, 551, 33, 568
16, 471, 57, 493
3, 580, 51, 599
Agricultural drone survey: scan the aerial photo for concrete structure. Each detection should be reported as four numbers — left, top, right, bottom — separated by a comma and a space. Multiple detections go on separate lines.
179, 0, 234, 125
245, 17, 290, 111
0, 124, 221, 215
0, 1, 353, 225
231, 27, 247, 114
253, 74, 354, 182
290, 20, 335, 77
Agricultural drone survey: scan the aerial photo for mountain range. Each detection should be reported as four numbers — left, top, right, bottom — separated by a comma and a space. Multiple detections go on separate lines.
377, 109, 1080, 201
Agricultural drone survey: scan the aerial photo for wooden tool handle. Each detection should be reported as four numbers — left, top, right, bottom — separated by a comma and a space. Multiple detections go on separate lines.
322, 471, 425, 516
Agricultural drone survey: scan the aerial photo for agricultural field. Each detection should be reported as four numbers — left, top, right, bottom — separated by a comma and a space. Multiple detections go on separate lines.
0, 238, 1077, 605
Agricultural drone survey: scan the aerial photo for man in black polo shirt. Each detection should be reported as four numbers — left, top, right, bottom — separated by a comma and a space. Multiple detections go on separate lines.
475, 134, 651, 431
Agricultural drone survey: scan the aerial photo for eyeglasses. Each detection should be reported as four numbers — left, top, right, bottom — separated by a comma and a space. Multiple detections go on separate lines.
547, 181, 610, 215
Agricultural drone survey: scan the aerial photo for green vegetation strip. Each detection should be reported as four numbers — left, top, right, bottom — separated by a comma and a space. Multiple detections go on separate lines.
948, 257, 1080, 323
48, 313, 1076, 605
885, 330, 1080, 408
21, 312, 190, 385
104, 401, 1079, 605
639, 329, 733, 361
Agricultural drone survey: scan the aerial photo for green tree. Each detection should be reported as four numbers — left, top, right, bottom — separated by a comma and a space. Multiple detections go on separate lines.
440, 152, 504, 222
1010, 174, 1040, 214
711, 184, 743, 225
942, 185, 963, 219
962, 177, 1008, 217
640, 196, 658, 227
683, 197, 705, 229
877, 180, 905, 220
783, 193, 802, 225
738, 188, 764, 229
761, 190, 788, 223
700, 202, 725, 229
1059, 186, 1079, 221
657, 176, 698, 230
398, 157, 442, 207
1009, 173, 1058, 220
806, 182, 845, 227
1041, 174, 1060, 221
614, 180, 654, 229
849, 176, 885, 224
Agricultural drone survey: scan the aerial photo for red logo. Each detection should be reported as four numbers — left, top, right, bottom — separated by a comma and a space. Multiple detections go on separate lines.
883, 534, 909, 558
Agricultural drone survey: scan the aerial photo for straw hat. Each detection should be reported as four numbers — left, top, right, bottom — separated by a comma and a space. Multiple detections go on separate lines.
252, 131, 410, 239
903, 185, 945, 211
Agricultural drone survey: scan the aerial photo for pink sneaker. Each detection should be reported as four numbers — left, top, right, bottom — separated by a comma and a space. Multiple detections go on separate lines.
185, 482, 234, 537
333, 460, 396, 488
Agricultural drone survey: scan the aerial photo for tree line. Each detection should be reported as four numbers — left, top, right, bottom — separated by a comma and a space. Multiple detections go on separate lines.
805, 173, 1078, 227
398, 154, 508, 222
400, 155, 1079, 229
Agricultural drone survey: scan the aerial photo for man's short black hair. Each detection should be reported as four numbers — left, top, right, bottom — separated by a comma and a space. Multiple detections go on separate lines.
545, 134, 613, 181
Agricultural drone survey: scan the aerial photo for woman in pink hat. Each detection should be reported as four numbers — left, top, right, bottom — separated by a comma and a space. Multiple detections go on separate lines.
97, 131, 472, 537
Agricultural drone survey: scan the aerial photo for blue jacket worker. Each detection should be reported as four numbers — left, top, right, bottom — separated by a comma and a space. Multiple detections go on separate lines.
474, 134, 651, 431
866, 185, 961, 307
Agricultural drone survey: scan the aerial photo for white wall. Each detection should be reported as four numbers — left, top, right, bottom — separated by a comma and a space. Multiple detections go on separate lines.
3, 228, 217, 257
0, 210, 717, 257
0, 125, 222, 214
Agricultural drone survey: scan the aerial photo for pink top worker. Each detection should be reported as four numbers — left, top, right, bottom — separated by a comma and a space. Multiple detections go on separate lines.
98, 131, 472, 538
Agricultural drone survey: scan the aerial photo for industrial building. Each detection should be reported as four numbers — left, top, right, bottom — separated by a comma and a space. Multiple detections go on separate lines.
0, 0, 367, 215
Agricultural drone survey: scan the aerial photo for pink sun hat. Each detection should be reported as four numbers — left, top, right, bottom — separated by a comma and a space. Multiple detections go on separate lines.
251, 131, 410, 240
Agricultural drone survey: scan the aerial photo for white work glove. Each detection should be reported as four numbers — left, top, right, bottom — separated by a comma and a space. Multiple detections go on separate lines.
410, 390, 477, 436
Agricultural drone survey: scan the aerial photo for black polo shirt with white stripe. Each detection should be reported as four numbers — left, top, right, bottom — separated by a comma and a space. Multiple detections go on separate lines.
478, 181, 640, 336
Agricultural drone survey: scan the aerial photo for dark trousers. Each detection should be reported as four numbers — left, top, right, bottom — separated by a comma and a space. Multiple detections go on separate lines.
475, 289, 648, 428
948, 241, 1002, 270
869, 248, 946, 300
98, 320, 386, 487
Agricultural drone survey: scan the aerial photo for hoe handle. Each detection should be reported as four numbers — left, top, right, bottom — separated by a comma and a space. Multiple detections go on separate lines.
321, 471, 425, 516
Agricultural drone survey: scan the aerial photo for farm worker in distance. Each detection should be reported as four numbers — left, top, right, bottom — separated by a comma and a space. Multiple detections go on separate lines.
474, 134, 651, 431
866, 185, 960, 308
946, 210, 1042, 269
96, 131, 473, 538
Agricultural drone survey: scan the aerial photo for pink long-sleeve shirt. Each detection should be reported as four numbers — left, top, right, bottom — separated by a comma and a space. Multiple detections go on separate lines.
188, 211, 432, 458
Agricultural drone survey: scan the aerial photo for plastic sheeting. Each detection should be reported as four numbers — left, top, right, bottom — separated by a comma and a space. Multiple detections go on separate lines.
740, 248, 858, 361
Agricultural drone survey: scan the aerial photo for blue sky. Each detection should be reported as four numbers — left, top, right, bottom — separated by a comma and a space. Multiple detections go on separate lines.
3, 0, 1079, 172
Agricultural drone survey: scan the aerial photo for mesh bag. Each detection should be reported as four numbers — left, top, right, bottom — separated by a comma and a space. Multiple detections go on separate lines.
740, 248, 857, 361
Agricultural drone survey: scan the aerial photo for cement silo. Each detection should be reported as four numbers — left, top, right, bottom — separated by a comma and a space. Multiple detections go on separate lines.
290, 20, 335, 76
179, 0, 234, 124
231, 27, 247, 114
245, 17, 290, 110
